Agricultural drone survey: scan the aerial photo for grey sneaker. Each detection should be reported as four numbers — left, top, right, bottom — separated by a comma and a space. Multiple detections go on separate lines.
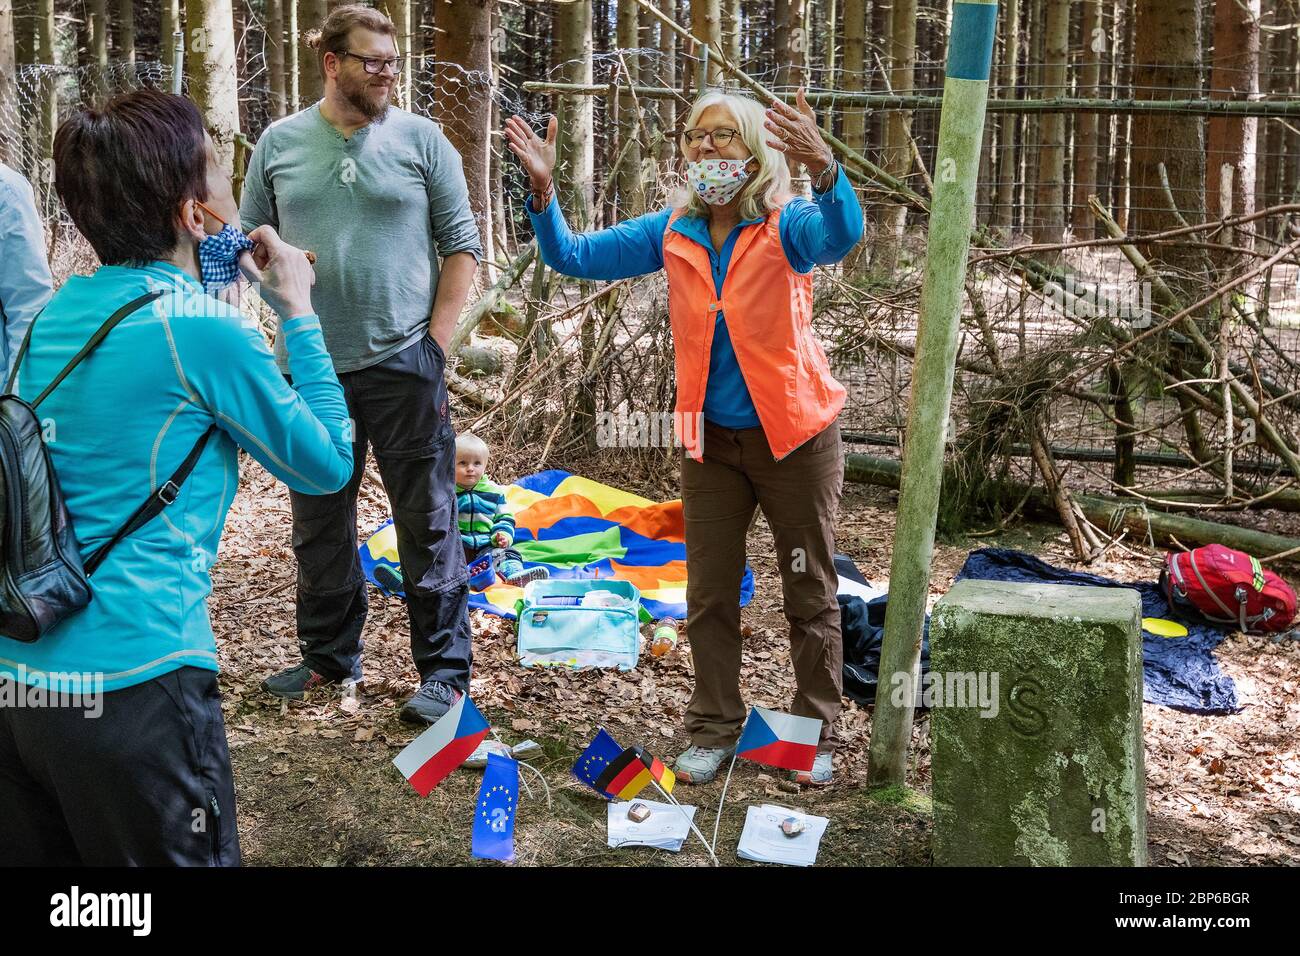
788, 751, 834, 787
673, 744, 736, 785
399, 680, 461, 725
261, 662, 339, 700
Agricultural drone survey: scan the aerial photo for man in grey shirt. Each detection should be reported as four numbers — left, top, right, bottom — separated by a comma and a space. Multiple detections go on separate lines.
240, 4, 483, 723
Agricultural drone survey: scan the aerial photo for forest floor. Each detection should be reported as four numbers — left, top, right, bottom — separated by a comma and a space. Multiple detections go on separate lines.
209, 452, 1300, 867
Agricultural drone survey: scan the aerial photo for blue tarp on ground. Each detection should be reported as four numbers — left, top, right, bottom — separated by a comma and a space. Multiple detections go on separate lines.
954, 548, 1240, 714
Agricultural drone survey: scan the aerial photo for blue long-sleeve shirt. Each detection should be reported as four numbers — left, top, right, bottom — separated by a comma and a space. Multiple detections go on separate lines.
0, 163, 53, 382
526, 168, 863, 427
1, 262, 354, 692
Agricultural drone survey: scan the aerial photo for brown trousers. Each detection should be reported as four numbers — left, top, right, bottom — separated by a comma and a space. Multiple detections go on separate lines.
681, 420, 845, 752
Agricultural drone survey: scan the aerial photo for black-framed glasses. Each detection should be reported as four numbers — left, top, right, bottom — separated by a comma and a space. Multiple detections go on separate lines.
682, 127, 740, 147
341, 51, 404, 75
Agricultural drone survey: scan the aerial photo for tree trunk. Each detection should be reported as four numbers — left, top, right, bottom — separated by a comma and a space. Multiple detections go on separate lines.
434, 0, 493, 266
993, 0, 1018, 235
162, 0, 180, 71
655, 0, 676, 165
875, 0, 915, 271
92, 0, 109, 98
825, 0, 838, 87
774, 0, 789, 86
616, 0, 644, 217
1206, 0, 1259, 260
120, 0, 136, 67
1114, 0, 1134, 229
786, 0, 808, 88
723, 0, 740, 63
268, 0, 286, 118
1132, 0, 1207, 284
489, 1, 505, 258
298, 0, 328, 105
0, 0, 16, 167
1032, 0, 1067, 243
377, 1, 412, 109
691, 0, 721, 85
287, 0, 299, 111
841, 0, 866, 269
35, 0, 54, 211
842, 0, 866, 151
1071, 0, 1101, 238
186, 0, 242, 175
555, 0, 594, 228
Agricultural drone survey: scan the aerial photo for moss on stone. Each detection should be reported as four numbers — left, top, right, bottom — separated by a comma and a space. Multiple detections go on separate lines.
865, 784, 934, 816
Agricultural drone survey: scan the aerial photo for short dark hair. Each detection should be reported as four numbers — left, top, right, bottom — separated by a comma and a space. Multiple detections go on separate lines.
304, 4, 396, 79
53, 89, 209, 266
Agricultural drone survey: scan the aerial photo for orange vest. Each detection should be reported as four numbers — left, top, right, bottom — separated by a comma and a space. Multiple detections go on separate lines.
664, 205, 846, 462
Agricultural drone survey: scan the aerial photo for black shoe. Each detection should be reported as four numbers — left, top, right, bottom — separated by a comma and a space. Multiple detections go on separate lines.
399, 680, 461, 725
374, 564, 404, 595
261, 662, 339, 700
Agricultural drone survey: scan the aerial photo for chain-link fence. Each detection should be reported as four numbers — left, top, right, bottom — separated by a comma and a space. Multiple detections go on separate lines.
4, 4, 1300, 522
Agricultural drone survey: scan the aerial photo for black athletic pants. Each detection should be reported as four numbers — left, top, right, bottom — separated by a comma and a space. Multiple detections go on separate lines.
0, 666, 240, 866
290, 333, 472, 688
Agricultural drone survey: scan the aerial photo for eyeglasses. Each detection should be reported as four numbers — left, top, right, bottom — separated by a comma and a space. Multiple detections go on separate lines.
341, 51, 404, 75
683, 127, 740, 148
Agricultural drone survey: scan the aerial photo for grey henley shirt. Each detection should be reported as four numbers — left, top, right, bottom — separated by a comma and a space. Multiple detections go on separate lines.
239, 103, 484, 373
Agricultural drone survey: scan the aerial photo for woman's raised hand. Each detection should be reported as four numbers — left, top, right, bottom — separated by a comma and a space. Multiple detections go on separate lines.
764, 88, 835, 175
504, 114, 558, 190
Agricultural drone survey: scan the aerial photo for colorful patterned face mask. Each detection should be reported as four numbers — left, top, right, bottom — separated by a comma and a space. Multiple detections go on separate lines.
686, 157, 753, 206
197, 223, 255, 296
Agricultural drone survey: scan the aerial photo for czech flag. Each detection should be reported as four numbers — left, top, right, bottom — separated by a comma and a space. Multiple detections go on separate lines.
735, 706, 821, 773
594, 746, 676, 800
392, 694, 490, 796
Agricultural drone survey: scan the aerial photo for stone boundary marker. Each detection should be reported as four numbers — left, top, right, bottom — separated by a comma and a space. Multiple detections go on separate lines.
930, 579, 1147, 866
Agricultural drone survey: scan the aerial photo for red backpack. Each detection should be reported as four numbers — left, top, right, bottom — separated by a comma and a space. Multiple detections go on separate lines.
1162, 544, 1296, 634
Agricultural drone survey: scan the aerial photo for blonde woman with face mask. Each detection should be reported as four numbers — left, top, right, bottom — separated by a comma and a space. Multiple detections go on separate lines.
505, 89, 863, 787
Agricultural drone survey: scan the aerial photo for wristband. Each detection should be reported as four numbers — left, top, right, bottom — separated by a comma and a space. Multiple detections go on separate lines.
811, 161, 838, 194
530, 178, 554, 211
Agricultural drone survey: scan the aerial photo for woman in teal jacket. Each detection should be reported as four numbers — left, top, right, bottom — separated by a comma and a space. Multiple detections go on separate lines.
0, 90, 353, 865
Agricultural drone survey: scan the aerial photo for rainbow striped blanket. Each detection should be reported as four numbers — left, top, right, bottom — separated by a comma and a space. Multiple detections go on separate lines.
359, 469, 755, 620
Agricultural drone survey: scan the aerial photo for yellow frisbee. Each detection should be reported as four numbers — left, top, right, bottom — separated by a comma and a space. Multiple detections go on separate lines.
1142, 617, 1188, 638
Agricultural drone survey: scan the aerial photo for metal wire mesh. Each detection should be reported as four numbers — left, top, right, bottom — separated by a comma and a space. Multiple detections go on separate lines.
3, 1, 1299, 508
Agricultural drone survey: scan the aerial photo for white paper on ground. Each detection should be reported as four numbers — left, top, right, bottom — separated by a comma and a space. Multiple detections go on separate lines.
736, 804, 829, 866
837, 575, 887, 604
607, 799, 696, 852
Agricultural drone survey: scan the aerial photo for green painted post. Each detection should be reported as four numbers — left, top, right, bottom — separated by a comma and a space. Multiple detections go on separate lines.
866, 0, 1000, 788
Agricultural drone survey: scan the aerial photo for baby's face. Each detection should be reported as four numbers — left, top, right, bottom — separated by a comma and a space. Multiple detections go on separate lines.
456, 451, 487, 488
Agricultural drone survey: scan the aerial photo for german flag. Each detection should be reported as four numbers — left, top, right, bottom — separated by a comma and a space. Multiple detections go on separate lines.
593, 746, 676, 800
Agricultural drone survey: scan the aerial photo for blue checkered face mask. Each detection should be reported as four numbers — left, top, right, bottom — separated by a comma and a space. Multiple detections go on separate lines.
197, 223, 255, 296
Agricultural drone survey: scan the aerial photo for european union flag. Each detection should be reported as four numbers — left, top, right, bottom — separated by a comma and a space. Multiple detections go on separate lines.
472, 753, 518, 863
571, 727, 624, 798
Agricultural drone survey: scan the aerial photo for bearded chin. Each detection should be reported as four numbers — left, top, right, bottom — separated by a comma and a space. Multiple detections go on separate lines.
344, 82, 390, 121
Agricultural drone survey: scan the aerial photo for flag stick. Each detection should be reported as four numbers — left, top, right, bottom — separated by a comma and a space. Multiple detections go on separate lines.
650, 780, 720, 867
517, 759, 553, 809
710, 752, 739, 853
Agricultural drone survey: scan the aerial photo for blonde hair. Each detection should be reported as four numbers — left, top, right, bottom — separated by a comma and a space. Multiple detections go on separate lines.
676, 90, 791, 221
455, 433, 489, 461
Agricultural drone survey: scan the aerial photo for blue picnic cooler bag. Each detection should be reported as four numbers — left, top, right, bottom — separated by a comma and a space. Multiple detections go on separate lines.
514, 578, 642, 669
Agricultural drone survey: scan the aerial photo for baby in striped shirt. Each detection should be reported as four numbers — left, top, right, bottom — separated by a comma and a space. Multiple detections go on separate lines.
454, 433, 548, 587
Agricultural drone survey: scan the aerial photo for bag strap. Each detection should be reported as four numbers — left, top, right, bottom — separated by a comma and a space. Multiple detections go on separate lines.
4, 308, 40, 395
8, 291, 164, 407
1187, 550, 1241, 622
83, 425, 219, 576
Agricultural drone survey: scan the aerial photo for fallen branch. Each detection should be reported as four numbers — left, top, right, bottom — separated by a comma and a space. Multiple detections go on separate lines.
448, 241, 537, 358
844, 452, 1300, 565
